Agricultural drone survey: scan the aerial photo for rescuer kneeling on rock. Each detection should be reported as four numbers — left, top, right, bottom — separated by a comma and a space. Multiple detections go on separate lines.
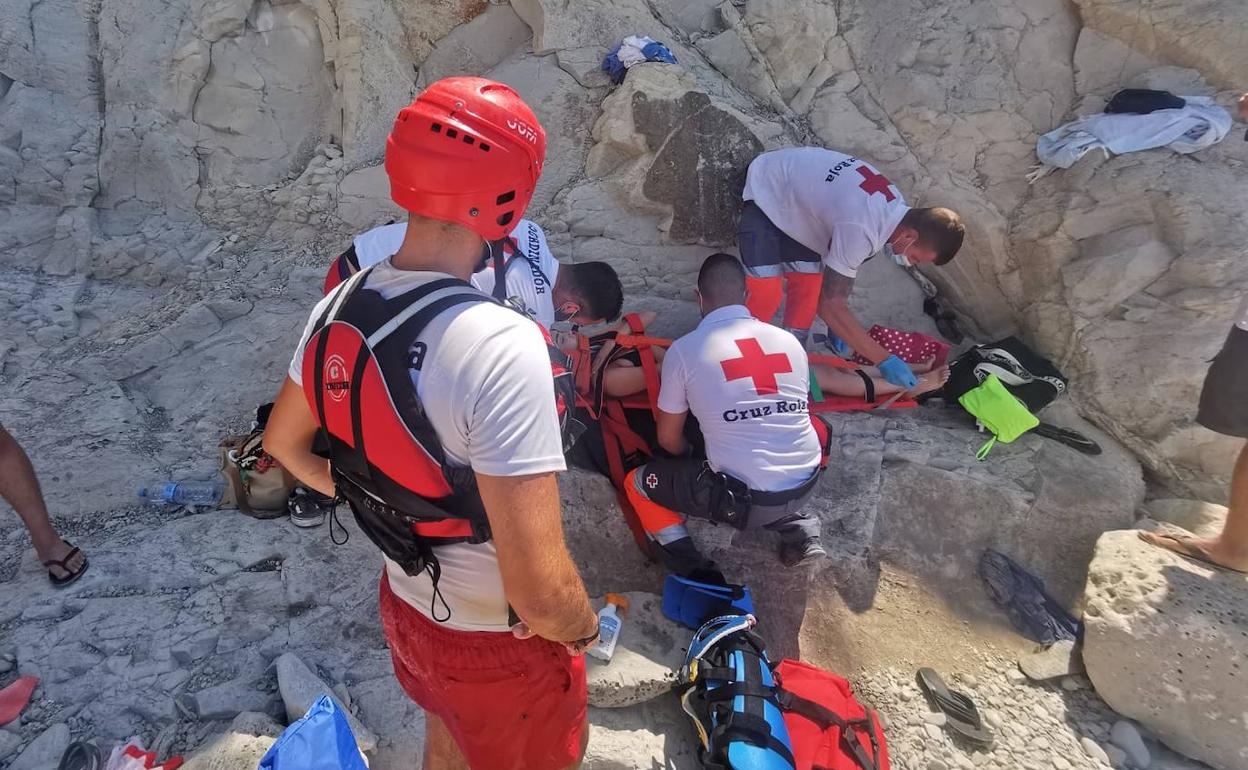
624, 253, 828, 573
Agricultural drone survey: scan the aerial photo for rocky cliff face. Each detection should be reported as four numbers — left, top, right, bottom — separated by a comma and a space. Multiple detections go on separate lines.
0, 2, 1242, 498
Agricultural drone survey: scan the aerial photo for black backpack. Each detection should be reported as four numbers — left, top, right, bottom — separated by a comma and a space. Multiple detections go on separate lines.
944, 336, 1067, 413
944, 337, 1101, 455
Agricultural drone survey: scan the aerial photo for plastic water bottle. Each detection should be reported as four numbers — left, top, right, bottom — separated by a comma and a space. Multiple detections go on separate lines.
137, 481, 224, 506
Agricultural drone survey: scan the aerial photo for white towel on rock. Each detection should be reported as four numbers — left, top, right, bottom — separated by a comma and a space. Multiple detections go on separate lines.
1034, 96, 1232, 172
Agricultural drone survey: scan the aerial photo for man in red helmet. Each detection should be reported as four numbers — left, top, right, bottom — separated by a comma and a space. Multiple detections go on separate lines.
264, 77, 599, 769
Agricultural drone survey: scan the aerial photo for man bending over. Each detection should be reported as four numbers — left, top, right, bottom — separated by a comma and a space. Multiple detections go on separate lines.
738, 146, 964, 389
624, 253, 826, 572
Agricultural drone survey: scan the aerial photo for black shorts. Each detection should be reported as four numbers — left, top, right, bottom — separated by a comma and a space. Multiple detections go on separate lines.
1197, 326, 1248, 438
736, 201, 822, 278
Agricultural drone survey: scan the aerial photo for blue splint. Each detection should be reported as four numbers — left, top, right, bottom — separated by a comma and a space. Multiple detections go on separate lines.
680, 615, 796, 770
663, 574, 755, 630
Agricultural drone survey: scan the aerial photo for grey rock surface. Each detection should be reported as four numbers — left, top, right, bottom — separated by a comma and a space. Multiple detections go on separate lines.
1083, 528, 1248, 770
586, 592, 684, 708
1020, 640, 1086, 682
181, 711, 283, 770
585, 694, 699, 770
275, 652, 378, 752
8, 723, 70, 770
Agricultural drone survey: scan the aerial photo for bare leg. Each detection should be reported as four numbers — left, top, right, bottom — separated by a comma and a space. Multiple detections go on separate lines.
423, 712, 470, 770
1142, 442, 1248, 572
0, 425, 84, 579
814, 365, 949, 398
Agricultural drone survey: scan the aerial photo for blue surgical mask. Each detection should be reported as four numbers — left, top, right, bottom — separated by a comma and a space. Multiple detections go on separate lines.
883, 242, 912, 268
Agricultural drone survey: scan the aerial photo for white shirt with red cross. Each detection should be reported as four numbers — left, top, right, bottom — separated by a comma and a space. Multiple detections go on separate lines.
657, 305, 822, 492
742, 147, 911, 279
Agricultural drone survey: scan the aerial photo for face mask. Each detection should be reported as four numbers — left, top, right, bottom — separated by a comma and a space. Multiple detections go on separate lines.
554, 305, 577, 324
883, 242, 912, 268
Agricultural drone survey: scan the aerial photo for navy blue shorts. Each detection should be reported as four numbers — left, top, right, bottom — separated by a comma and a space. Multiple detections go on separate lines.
736, 201, 821, 278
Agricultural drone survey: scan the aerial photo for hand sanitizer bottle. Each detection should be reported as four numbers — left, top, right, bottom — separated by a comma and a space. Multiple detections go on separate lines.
587, 593, 629, 663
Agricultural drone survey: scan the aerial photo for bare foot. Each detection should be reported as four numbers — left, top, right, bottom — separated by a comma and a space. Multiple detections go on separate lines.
912, 365, 950, 396
1139, 530, 1248, 574
38, 539, 88, 582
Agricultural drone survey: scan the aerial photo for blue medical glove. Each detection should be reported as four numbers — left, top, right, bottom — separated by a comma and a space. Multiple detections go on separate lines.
878, 355, 918, 389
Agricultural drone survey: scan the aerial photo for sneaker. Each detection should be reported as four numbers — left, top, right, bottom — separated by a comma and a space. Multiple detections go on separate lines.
288, 486, 330, 529
779, 537, 827, 568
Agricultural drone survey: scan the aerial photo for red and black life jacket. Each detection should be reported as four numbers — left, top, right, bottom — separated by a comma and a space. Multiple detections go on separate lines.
301, 266, 577, 595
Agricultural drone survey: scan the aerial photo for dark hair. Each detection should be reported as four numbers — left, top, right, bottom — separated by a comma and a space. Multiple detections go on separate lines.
562, 261, 624, 322
697, 252, 747, 305
901, 207, 964, 265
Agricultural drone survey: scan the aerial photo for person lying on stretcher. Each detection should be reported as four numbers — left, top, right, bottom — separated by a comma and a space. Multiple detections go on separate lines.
565, 310, 949, 401
810, 357, 949, 402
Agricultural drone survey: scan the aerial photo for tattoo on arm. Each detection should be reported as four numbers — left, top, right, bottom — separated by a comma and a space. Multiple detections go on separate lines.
821, 268, 855, 300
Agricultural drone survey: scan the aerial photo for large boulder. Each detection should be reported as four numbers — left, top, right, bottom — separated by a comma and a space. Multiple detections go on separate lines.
1082, 527, 1248, 770
585, 63, 765, 245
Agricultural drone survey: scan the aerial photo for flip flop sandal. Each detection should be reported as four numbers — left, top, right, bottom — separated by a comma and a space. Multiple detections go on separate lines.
917, 667, 995, 746
43, 544, 89, 589
58, 742, 103, 770
1034, 423, 1102, 455
1138, 531, 1248, 575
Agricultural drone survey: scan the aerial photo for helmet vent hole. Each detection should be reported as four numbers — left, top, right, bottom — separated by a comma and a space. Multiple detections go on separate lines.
496, 190, 516, 205
497, 211, 515, 227
462, 134, 475, 145
478, 143, 491, 152
446, 128, 459, 139
430, 122, 442, 133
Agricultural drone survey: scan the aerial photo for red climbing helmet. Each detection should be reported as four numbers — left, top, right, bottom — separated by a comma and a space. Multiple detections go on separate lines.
385, 76, 546, 241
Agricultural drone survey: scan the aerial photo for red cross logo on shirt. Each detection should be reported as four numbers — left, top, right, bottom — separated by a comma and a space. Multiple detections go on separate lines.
720, 338, 792, 395
856, 166, 896, 202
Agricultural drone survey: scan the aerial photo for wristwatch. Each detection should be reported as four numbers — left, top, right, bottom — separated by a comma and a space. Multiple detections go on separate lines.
569, 628, 601, 654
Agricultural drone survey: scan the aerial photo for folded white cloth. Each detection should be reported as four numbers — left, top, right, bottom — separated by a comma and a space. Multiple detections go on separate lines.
1034, 95, 1232, 172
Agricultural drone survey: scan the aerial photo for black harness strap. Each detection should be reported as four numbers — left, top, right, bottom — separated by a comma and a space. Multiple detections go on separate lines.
853, 368, 876, 403
707, 712, 797, 769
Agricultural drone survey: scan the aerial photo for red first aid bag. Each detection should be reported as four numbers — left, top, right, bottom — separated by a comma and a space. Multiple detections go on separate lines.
774, 659, 890, 770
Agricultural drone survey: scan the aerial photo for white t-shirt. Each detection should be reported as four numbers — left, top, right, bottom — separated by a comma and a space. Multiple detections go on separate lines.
657, 305, 821, 492
471, 219, 561, 329
288, 261, 567, 632
350, 219, 561, 328
742, 147, 910, 279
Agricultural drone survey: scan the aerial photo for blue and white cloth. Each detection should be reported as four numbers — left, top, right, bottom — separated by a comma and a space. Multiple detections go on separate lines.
602, 35, 678, 84
1031, 95, 1231, 179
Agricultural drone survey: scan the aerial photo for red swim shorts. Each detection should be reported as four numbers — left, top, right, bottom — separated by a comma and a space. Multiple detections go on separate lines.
378, 574, 587, 770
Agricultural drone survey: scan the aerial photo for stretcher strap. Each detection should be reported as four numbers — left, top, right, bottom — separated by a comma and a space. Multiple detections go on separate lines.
622, 313, 664, 421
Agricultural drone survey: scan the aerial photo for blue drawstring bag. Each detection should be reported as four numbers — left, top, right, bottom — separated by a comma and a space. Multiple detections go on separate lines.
258, 695, 368, 770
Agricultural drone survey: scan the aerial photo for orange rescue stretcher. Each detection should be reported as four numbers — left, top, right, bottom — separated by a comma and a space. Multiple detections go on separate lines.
566, 314, 917, 558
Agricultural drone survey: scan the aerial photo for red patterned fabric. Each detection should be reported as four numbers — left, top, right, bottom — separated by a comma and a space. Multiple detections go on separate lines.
851, 325, 950, 367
